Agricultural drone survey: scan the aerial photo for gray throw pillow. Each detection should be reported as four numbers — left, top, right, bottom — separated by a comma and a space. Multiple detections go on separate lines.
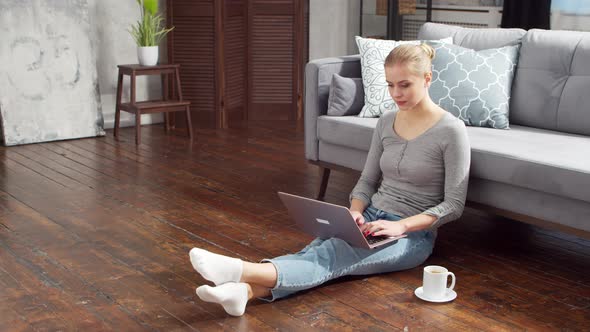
327, 74, 364, 116
427, 41, 520, 129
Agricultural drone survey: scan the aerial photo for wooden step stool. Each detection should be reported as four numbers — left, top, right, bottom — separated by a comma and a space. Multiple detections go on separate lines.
114, 64, 193, 145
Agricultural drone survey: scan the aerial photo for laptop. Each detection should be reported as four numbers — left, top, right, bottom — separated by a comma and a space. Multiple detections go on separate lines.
278, 192, 406, 249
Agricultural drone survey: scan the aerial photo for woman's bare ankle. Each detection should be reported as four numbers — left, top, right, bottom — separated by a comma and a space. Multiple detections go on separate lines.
249, 283, 271, 299
240, 262, 278, 288
239, 261, 249, 283
245, 283, 254, 300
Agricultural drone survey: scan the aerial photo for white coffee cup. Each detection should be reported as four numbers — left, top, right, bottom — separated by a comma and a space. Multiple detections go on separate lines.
422, 265, 455, 299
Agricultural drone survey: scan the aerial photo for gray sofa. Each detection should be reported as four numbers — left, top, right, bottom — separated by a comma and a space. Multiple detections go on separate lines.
305, 23, 590, 236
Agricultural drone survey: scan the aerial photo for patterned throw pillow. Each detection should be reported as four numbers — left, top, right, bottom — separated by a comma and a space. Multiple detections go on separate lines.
355, 36, 452, 118
427, 42, 520, 129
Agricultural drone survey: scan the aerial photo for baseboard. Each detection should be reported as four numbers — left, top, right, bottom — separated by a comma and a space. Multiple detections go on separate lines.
103, 114, 164, 130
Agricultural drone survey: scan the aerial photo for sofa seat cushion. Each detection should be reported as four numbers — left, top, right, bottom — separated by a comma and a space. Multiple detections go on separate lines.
468, 125, 590, 203
317, 115, 590, 203
317, 115, 378, 152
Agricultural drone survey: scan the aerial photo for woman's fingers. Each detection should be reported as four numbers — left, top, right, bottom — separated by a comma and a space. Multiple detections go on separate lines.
362, 222, 384, 236
360, 224, 371, 235
351, 211, 365, 226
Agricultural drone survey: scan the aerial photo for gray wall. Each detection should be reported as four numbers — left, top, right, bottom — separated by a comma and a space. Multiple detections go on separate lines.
89, 0, 167, 129
309, 0, 360, 60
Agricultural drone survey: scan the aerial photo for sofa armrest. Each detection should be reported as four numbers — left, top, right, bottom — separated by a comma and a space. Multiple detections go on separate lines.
304, 55, 361, 161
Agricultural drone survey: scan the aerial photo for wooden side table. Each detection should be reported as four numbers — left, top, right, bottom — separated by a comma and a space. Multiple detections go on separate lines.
114, 64, 193, 145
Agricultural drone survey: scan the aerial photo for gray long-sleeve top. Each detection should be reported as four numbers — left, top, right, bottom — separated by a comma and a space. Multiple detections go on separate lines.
350, 110, 471, 229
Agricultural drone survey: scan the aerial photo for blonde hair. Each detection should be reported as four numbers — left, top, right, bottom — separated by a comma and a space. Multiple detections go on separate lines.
384, 43, 435, 76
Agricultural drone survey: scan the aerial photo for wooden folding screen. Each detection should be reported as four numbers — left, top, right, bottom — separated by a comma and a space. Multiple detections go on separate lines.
167, 0, 307, 129
167, 0, 218, 128
223, 0, 248, 126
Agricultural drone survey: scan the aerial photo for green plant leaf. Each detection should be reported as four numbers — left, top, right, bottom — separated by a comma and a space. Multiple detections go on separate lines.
128, 11, 173, 47
143, 0, 158, 15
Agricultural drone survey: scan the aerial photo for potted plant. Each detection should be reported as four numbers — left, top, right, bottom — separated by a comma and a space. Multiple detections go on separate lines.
129, 0, 174, 66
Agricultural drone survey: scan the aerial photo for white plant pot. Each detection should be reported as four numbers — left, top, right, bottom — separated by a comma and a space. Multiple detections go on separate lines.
137, 46, 159, 66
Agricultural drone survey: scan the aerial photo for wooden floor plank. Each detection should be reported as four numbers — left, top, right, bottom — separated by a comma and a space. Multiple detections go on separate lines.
389, 255, 585, 331
0, 123, 588, 331
0, 190, 192, 331
435, 238, 590, 308
37, 138, 310, 257
321, 278, 520, 332
0, 152, 279, 331
0, 178, 222, 330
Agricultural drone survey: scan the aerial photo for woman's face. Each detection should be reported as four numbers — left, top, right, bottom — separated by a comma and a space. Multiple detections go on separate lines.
385, 63, 431, 111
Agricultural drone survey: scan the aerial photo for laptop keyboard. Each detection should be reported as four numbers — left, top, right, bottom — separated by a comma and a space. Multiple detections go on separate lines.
366, 234, 390, 244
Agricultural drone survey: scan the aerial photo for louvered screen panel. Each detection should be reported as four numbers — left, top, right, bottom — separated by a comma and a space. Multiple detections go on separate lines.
171, 0, 213, 15
248, 0, 296, 121
297, 0, 309, 121
174, 0, 212, 4
224, 0, 247, 125
303, 0, 309, 64
168, 0, 217, 128
255, 0, 293, 3
253, 0, 294, 12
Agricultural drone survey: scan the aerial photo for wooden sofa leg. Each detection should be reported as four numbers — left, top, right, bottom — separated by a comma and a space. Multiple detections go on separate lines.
317, 167, 331, 201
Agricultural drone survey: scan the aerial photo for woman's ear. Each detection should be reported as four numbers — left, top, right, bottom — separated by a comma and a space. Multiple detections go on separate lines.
424, 72, 432, 88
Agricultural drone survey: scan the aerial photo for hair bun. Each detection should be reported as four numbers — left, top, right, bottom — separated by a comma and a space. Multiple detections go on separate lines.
384, 42, 435, 75
419, 43, 435, 60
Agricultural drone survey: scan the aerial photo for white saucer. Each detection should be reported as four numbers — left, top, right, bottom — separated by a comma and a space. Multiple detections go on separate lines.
414, 287, 457, 303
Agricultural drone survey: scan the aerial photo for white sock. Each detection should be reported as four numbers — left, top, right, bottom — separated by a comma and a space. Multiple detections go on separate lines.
189, 248, 243, 286
196, 283, 249, 317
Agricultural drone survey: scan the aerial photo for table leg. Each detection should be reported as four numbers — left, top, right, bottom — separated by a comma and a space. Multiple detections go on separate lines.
135, 109, 141, 145
114, 71, 123, 138
162, 73, 170, 132
186, 105, 193, 141
131, 71, 140, 144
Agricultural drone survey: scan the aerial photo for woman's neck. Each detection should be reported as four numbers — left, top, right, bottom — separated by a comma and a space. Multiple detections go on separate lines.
398, 95, 439, 120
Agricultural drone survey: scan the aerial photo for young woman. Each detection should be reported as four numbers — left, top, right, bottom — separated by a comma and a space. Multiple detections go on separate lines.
188, 43, 471, 316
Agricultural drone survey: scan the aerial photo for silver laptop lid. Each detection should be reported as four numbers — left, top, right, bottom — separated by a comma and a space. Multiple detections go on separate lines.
278, 192, 400, 249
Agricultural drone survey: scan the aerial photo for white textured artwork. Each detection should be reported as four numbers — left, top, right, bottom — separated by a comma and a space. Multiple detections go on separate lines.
0, 0, 105, 146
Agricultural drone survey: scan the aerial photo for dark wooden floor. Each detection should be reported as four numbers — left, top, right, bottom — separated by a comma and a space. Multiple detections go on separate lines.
1, 122, 589, 331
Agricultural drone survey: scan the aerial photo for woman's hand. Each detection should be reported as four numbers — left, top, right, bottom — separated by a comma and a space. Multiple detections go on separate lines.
350, 210, 365, 226
361, 220, 408, 237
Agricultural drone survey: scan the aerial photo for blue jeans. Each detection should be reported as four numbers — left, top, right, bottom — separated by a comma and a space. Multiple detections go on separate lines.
260, 205, 436, 301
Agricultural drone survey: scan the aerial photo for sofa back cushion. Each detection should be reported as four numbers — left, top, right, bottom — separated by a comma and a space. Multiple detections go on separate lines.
418, 23, 525, 50
510, 29, 590, 136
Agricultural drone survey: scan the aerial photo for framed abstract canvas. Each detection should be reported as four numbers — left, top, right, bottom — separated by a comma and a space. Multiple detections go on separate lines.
0, 0, 105, 146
